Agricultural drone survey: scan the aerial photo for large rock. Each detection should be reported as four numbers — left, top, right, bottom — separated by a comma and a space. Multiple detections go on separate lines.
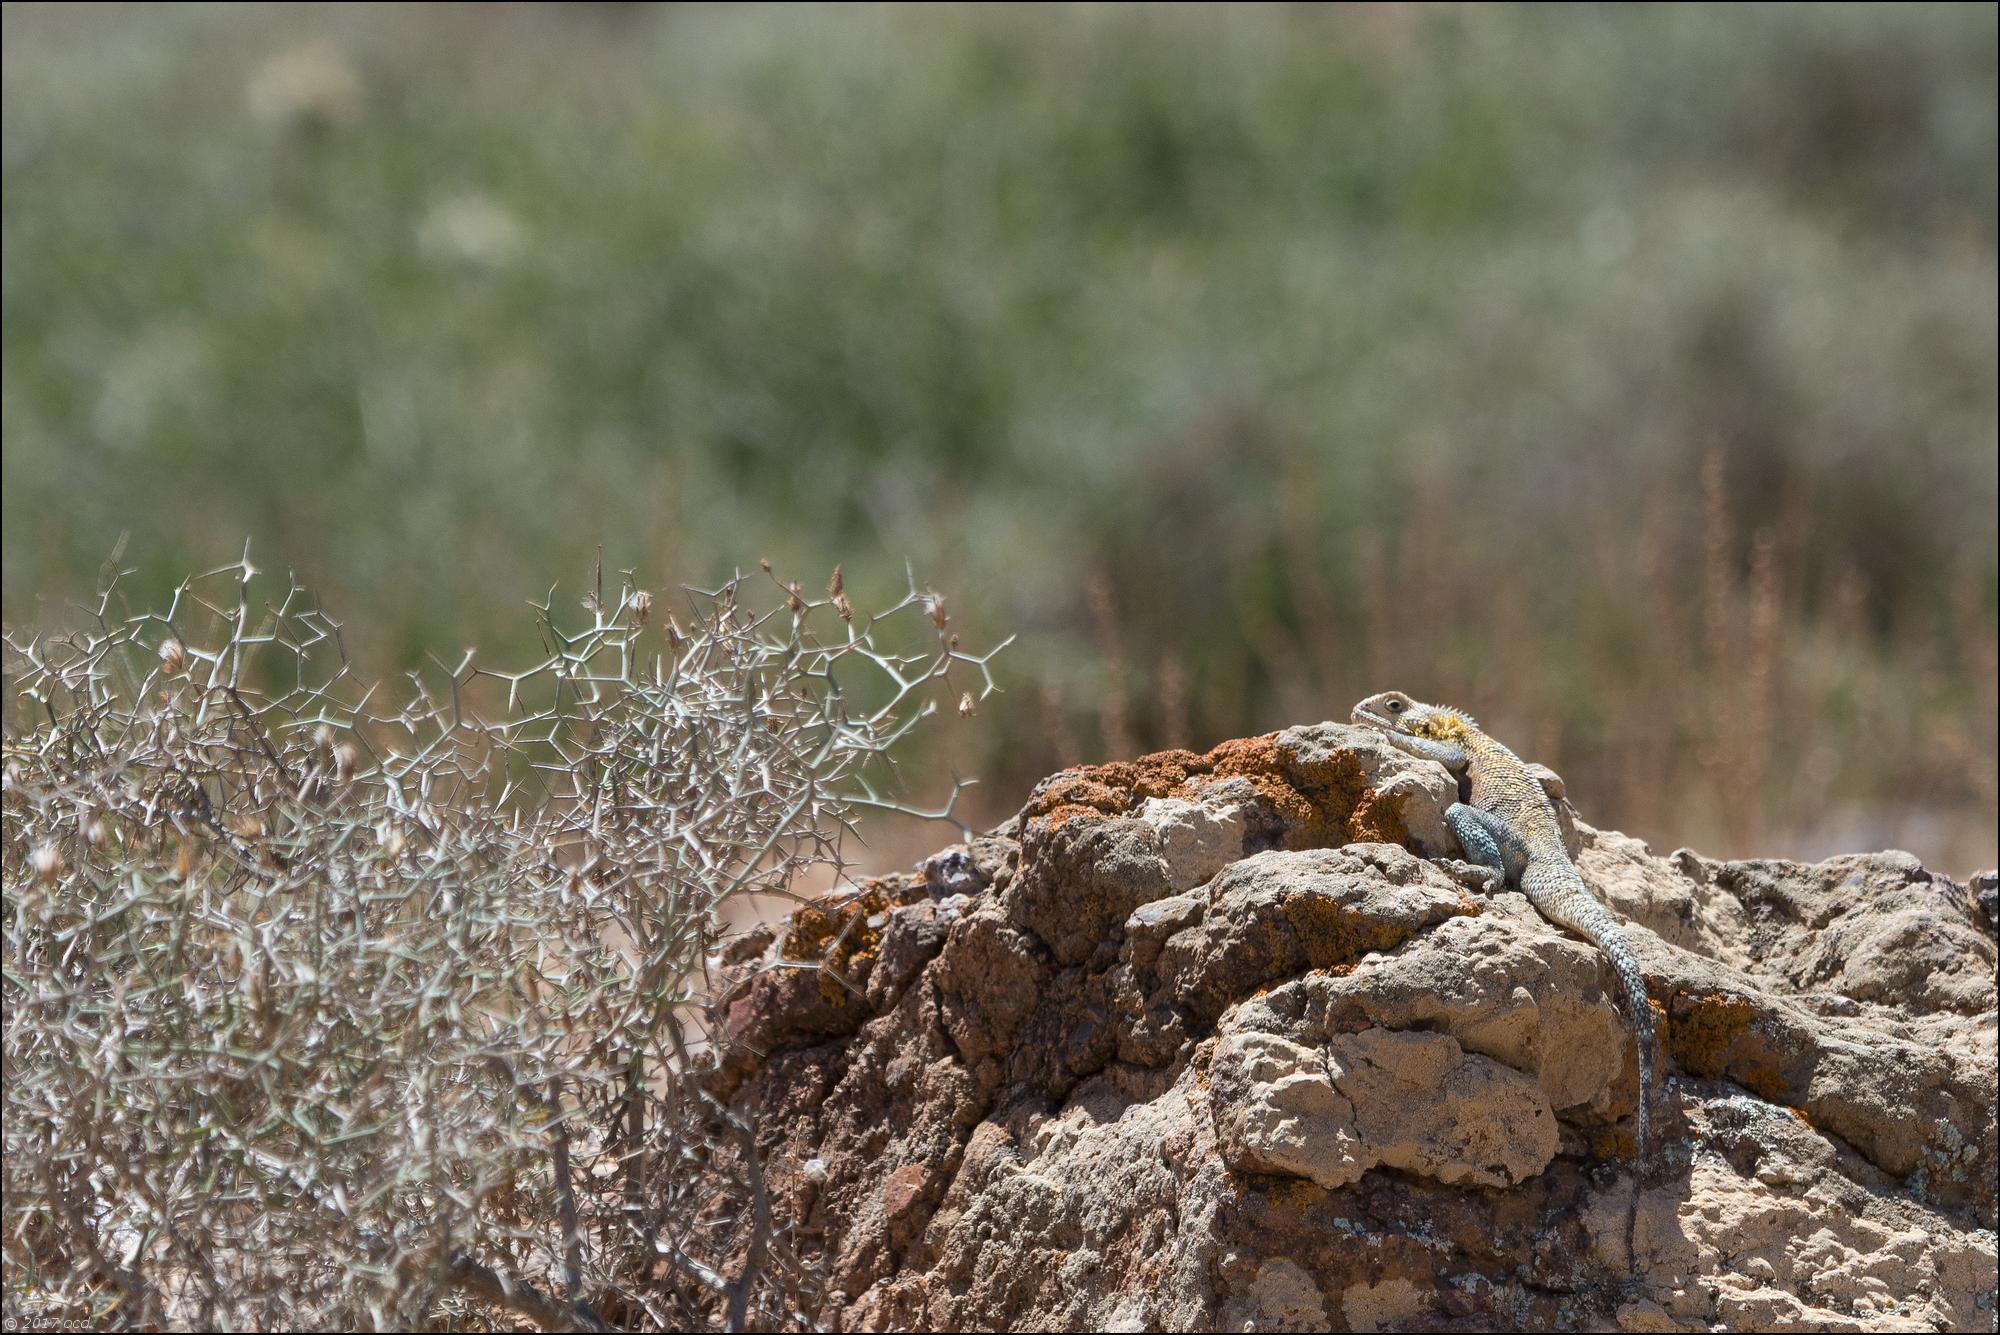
707, 724, 1999, 1331
1209, 1026, 1562, 1191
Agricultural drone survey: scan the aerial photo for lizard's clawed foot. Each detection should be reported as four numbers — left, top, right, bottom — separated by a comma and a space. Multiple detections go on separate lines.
1442, 860, 1505, 895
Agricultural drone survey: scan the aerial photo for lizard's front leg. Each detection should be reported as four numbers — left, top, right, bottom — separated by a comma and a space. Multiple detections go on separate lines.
1444, 803, 1510, 895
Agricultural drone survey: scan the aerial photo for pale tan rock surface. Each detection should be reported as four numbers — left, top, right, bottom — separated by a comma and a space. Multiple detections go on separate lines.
709, 723, 1999, 1332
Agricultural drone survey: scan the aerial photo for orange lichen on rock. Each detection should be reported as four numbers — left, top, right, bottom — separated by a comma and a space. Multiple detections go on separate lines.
1210, 737, 1328, 840
1267, 739, 1412, 849
1018, 747, 1223, 830
1018, 771, 1141, 830
1020, 732, 1412, 851
1345, 782, 1411, 847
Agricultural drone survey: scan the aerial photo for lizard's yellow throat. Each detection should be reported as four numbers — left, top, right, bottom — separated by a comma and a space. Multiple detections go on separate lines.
1412, 710, 1473, 743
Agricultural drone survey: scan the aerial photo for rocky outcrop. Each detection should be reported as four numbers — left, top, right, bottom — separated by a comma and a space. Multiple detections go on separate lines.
709, 724, 1999, 1332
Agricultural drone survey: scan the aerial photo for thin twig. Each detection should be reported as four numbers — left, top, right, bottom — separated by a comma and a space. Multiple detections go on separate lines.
446, 1253, 611, 1334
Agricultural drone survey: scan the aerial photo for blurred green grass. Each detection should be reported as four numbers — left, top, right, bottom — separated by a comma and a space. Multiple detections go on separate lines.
3, 2, 1995, 870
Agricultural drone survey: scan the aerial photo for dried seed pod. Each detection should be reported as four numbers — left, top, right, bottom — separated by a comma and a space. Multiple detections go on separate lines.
30, 842, 63, 882
159, 638, 188, 676
929, 594, 949, 631
833, 591, 854, 623
829, 565, 844, 597
788, 582, 805, 615
631, 589, 652, 626
958, 692, 976, 718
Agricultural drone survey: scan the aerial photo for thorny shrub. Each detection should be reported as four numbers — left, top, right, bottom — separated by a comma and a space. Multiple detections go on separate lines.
1, 554, 1007, 1332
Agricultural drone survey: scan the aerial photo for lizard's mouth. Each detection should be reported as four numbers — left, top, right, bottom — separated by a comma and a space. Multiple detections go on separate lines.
1350, 704, 1394, 730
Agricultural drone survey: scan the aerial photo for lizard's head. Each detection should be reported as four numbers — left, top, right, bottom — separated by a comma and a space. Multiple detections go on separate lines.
1350, 691, 1474, 742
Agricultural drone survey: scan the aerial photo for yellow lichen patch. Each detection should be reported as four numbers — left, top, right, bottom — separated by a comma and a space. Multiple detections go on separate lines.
1592, 1126, 1639, 1163
1668, 991, 1791, 1105
1268, 1174, 1326, 1215
1233, 1172, 1326, 1213
781, 876, 927, 1006
1667, 991, 1755, 1078
1737, 1058, 1790, 1104
1280, 892, 1417, 972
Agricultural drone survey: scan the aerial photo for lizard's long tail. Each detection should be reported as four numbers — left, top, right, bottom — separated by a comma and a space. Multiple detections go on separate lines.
1519, 865, 1658, 1267
1598, 921, 1655, 1169
1518, 865, 1656, 1163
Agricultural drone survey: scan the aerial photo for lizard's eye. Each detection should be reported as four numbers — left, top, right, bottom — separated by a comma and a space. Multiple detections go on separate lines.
1387, 700, 1403, 712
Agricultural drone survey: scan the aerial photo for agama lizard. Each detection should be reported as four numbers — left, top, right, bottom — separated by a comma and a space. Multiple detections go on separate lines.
1350, 691, 1660, 1185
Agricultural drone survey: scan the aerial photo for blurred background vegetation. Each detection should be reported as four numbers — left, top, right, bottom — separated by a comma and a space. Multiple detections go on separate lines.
3, 2, 1994, 872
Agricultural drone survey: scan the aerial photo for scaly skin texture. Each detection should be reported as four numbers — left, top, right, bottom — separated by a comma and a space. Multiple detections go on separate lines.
1351, 691, 1659, 1179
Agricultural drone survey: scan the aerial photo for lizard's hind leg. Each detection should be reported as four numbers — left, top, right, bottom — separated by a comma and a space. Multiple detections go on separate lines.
1445, 803, 1510, 893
